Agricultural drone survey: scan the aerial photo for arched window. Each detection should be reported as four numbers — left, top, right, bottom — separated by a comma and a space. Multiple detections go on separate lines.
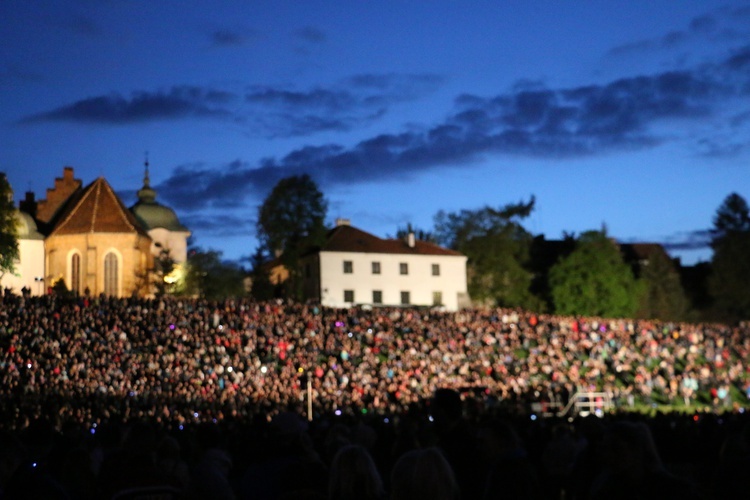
104, 252, 119, 296
70, 253, 81, 294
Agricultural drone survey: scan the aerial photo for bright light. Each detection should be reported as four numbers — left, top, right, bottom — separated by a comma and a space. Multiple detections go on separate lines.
164, 264, 184, 284
260, 366, 268, 374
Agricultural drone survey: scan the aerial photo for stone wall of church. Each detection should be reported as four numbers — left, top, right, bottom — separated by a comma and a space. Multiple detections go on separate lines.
36, 167, 82, 224
45, 232, 153, 297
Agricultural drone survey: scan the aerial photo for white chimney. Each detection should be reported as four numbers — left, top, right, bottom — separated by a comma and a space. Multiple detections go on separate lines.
407, 231, 415, 248
335, 218, 351, 227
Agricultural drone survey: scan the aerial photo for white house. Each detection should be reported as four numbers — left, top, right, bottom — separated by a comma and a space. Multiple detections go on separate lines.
301, 219, 469, 311
0, 209, 45, 295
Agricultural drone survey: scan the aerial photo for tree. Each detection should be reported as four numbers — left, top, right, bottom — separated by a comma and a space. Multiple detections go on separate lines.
549, 230, 642, 317
153, 247, 176, 296
433, 197, 540, 309
393, 223, 436, 243
711, 192, 750, 244
256, 174, 328, 300
178, 247, 246, 300
635, 248, 688, 321
0, 174, 19, 280
248, 246, 276, 300
709, 193, 750, 321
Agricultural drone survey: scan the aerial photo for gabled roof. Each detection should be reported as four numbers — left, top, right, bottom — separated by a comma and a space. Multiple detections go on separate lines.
619, 243, 672, 263
50, 177, 150, 237
320, 224, 463, 256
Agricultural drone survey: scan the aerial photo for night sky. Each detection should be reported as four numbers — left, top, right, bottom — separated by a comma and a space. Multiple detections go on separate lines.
2, 1, 749, 265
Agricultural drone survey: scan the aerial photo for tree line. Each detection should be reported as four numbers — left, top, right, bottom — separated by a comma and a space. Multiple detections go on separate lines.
2, 172, 748, 323
240, 175, 748, 323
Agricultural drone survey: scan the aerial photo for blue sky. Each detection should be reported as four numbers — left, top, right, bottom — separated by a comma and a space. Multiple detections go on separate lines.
2, 1, 749, 265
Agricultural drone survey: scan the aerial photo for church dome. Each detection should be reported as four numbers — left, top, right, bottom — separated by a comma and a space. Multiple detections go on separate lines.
129, 160, 189, 232
132, 202, 188, 232
15, 210, 45, 240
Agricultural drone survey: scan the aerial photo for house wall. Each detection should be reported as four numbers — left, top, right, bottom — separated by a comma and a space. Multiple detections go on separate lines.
317, 251, 468, 311
0, 238, 45, 295
148, 227, 190, 263
45, 232, 152, 296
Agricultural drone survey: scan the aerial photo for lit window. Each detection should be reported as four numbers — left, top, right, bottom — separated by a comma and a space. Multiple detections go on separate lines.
71, 253, 81, 293
343, 260, 353, 273
399, 262, 408, 275
104, 252, 118, 296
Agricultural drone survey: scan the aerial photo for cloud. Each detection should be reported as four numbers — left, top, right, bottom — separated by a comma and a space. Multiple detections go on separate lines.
244, 73, 443, 136
659, 230, 713, 251
180, 212, 257, 238
607, 5, 750, 57
157, 44, 750, 210
294, 26, 326, 44
211, 29, 246, 46
209, 26, 257, 47
0, 63, 43, 84
21, 86, 237, 124
21, 72, 441, 134
67, 15, 102, 38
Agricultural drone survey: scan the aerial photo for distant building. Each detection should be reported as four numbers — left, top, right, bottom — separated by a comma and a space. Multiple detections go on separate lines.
3, 165, 190, 296
301, 219, 469, 311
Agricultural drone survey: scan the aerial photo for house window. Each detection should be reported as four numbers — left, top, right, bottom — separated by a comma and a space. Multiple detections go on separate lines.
104, 252, 119, 296
344, 290, 354, 303
70, 253, 81, 294
432, 263, 440, 276
373, 290, 382, 304
399, 262, 408, 275
432, 291, 443, 306
343, 260, 353, 274
400, 291, 410, 305
371, 261, 381, 274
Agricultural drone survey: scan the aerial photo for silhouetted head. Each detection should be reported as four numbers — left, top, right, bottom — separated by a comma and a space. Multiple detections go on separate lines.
390, 447, 459, 500
328, 444, 384, 500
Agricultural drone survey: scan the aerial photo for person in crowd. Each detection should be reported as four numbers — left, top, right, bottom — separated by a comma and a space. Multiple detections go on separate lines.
328, 444, 385, 500
390, 447, 459, 500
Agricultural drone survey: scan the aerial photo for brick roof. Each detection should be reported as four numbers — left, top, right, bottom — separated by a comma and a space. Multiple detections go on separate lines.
321, 224, 462, 256
50, 177, 149, 237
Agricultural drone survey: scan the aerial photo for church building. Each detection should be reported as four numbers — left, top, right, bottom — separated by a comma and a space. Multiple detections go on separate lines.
4, 164, 190, 297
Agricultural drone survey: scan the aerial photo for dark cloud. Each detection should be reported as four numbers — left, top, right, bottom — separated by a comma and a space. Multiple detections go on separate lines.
0, 63, 43, 84
157, 45, 750, 210
20, 86, 237, 124
607, 6, 750, 57
246, 87, 357, 111
244, 73, 442, 136
22, 72, 440, 133
68, 15, 102, 37
211, 29, 246, 46
180, 212, 256, 238
659, 230, 713, 251
294, 26, 326, 44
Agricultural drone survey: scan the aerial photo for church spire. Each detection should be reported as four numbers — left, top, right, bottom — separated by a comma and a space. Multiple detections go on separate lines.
137, 153, 157, 204
143, 152, 151, 188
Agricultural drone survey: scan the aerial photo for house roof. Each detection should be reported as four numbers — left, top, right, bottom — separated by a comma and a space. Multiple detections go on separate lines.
320, 224, 463, 256
619, 243, 672, 263
49, 177, 150, 237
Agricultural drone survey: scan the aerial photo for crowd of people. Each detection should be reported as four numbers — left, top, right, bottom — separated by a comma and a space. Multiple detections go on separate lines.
1, 293, 748, 428
0, 292, 749, 498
